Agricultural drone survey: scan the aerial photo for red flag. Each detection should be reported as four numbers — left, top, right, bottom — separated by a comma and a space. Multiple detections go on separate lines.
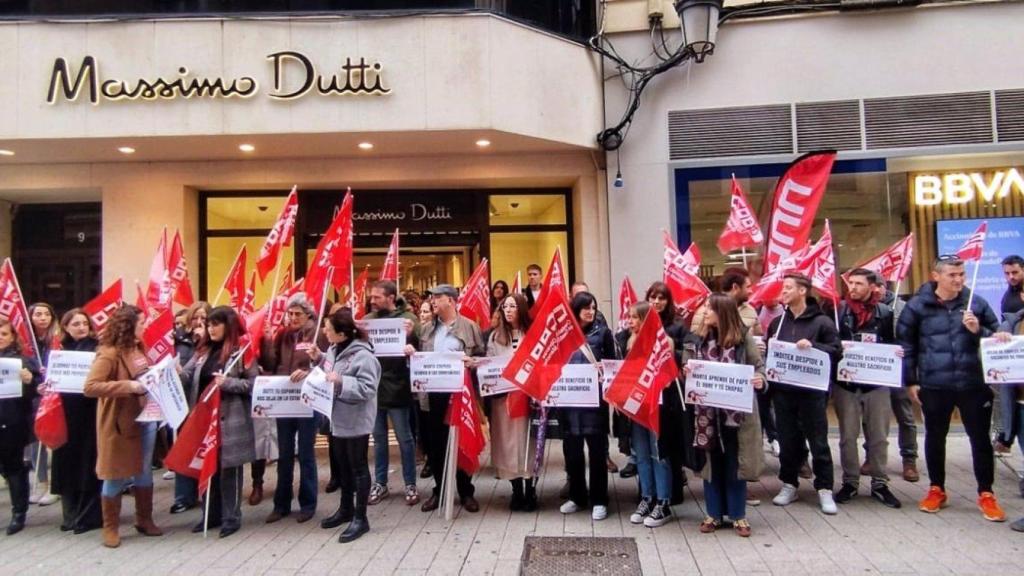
457, 259, 491, 328
278, 262, 294, 294
805, 221, 838, 301
134, 281, 149, 317
145, 229, 170, 312
379, 229, 400, 282
531, 248, 566, 318
0, 259, 37, 362
240, 271, 257, 317
268, 278, 305, 342
445, 371, 486, 474
749, 243, 813, 306
350, 267, 370, 320
718, 175, 764, 254
511, 270, 521, 295
165, 386, 221, 494
501, 288, 585, 402
257, 186, 299, 281
617, 274, 638, 332
956, 221, 988, 262
663, 233, 710, 314
222, 246, 248, 312
242, 306, 265, 367
141, 307, 175, 365
83, 279, 123, 334
842, 233, 914, 285
168, 230, 195, 307
604, 309, 678, 436
763, 151, 836, 274
306, 190, 353, 303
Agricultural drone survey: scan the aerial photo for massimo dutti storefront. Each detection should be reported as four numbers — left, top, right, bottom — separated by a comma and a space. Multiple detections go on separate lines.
0, 12, 608, 311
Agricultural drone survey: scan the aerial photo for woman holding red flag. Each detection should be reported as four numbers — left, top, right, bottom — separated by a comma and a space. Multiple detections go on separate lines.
179, 306, 257, 539
0, 318, 43, 535
482, 293, 536, 512
27, 301, 61, 507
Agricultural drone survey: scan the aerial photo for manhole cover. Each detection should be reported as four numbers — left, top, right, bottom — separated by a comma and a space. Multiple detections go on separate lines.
520, 536, 641, 575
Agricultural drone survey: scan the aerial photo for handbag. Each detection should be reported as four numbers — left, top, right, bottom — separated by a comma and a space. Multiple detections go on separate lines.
34, 392, 68, 450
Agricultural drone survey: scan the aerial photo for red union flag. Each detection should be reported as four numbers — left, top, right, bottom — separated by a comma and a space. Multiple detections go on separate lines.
306, 190, 353, 303
165, 386, 221, 495
531, 247, 566, 318
805, 221, 838, 301
842, 233, 914, 285
0, 259, 37, 361
617, 274, 638, 332
717, 175, 764, 254
141, 307, 175, 365
749, 243, 813, 306
83, 279, 123, 334
763, 151, 836, 274
168, 230, 195, 307
604, 309, 678, 436
257, 186, 299, 281
445, 371, 486, 474
458, 259, 491, 328
240, 271, 257, 317
278, 262, 293, 294
663, 233, 710, 314
223, 245, 248, 311
145, 229, 171, 312
501, 288, 586, 402
350, 266, 370, 320
242, 306, 265, 367
956, 221, 988, 262
511, 270, 521, 295
379, 229, 400, 282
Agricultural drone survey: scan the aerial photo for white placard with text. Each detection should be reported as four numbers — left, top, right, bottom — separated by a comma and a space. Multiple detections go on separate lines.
765, 340, 831, 391
410, 352, 465, 393
837, 341, 903, 388
981, 335, 1024, 384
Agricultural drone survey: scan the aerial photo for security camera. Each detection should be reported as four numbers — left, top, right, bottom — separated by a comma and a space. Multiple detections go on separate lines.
510, 202, 520, 209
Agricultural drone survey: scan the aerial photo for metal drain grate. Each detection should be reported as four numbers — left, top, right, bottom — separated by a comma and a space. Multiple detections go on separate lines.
520, 536, 641, 575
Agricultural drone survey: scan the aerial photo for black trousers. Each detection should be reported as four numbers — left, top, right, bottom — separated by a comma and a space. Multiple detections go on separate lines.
919, 387, 995, 493
328, 435, 342, 484
60, 487, 101, 531
427, 393, 474, 498
204, 465, 244, 530
563, 433, 609, 507
758, 389, 778, 443
1, 445, 29, 515
332, 435, 371, 515
250, 459, 266, 484
774, 387, 834, 491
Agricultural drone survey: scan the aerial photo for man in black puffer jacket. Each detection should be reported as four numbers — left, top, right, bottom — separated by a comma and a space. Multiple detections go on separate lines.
897, 256, 1004, 521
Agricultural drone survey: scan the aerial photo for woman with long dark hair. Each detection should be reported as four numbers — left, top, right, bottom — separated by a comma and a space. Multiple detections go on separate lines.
484, 293, 537, 511
27, 302, 60, 506
307, 308, 380, 543
50, 308, 102, 534
687, 294, 766, 537
170, 300, 213, 514
490, 280, 510, 312
0, 318, 43, 535
84, 305, 162, 548
179, 306, 258, 538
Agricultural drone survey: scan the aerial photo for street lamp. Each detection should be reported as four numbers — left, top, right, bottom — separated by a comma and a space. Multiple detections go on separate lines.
676, 0, 722, 63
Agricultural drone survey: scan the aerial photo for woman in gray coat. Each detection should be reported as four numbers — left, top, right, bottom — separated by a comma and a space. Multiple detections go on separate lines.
179, 306, 257, 539
306, 308, 380, 543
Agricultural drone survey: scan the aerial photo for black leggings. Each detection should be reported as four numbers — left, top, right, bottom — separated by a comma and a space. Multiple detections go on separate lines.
332, 435, 371, 511
919, 387, 995, 493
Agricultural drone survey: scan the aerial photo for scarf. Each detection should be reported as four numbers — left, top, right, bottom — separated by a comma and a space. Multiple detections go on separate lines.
845, 292, 880, 330
693, 337, 744, 452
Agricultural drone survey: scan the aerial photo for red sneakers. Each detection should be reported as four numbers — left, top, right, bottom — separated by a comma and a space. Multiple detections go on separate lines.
918, 486, 947, 513
977, 492, 1006, 522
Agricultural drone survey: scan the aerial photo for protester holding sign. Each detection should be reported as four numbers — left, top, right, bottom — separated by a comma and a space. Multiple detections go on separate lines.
178, 307, 257, 538
990, 310, 1024, 531
306, 308, 380, 543
83, 305, 161, 548
558, 292, 614, 521
684, 294, 765, 537
834, 269, 902, 509
50, 309, 101, 535
362, 280, 420, 507
482, 293, 536, 512
766, 274, 841, 515
897, 256, 1005, 521
259, 292, 322, 524
0, 318, 43, 536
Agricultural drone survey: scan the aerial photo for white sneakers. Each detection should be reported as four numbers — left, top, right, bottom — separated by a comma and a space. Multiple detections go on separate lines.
591, 505, 608, 521
772, 483, 799, 506
561, 501, 607, 521
818, 489, 838, 515
30, 482, 59, 506
559, 501, 580, 514
162, 470, 175, 480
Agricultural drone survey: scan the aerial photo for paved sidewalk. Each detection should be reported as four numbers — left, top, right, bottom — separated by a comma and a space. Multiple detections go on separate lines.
0, 433, 1021, 575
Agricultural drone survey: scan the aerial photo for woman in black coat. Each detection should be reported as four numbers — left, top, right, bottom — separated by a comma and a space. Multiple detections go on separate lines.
50, 308, 101, 534
0, 318, 43, 535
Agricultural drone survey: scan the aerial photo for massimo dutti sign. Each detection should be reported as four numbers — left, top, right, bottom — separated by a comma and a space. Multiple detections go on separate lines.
46, 51, 390, 105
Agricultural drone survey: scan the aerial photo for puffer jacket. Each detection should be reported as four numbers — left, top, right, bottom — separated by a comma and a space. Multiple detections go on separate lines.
0, 346, 42, 451
363, 300, 419, 408
325, 339, 380, 438
897, 282, 998, 390
764, 297, 842, 393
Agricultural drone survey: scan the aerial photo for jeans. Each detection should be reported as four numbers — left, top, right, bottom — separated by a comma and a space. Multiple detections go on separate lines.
174, 472, 198, 507
631, 424, 670, 501
101, 422, 158, 498
774, 387, 834, 491
562, 433, 609, 507
890, 386, 919, 460
273, 417, 318, 514
373, 407, 417, 487
703, 428, 746, 521
919, 387, 994, 493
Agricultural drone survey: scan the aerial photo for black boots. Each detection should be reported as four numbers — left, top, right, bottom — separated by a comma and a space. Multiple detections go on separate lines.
6, 470, 29, 536
523, 480, 538, 512
509, 479, 525, 511
339, 486, 369, 543
321, 492, 355, 530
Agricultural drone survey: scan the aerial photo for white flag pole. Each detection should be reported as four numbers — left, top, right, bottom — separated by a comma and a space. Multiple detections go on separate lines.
967, 257, 982, 310
203, 483, 212, 538
313, 266, 334, 351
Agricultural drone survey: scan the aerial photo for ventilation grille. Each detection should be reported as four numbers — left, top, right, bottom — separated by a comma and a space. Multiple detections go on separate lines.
795, 100, 861, 153
864, 92, 992, 149
996, 89, 1024, 142
668, 104, 792, 160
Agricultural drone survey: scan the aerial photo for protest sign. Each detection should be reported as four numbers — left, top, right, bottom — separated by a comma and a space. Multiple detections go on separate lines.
300, 367, 334, 419
138, 356, 189, 429
410, 352, 465, 393
0, 358, 22, 399
542, 364, 600, 408
46, 350, 95, 394
765, 340, 831, 391
477, 356, 517, 397
837, 341, 903, 388
683, 360, 754, 413
136, 396, 164, 423
981, 335, 1024, 384
600, 359, 623, 393
362, 318, 406, 357
252, 376, 314, 418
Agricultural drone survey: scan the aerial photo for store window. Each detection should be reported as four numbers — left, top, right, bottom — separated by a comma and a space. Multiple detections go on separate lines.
487, 192, 572, 290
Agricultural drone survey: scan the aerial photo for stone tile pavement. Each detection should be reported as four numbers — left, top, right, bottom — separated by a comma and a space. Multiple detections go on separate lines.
0, 433, 1021, 575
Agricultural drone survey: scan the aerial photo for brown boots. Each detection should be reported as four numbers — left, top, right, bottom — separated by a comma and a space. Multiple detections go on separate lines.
101, 496, 122, 548
133, 486, 164, 536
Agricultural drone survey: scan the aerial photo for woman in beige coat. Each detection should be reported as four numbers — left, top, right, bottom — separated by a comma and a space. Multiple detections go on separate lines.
84, 305, 163, 548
